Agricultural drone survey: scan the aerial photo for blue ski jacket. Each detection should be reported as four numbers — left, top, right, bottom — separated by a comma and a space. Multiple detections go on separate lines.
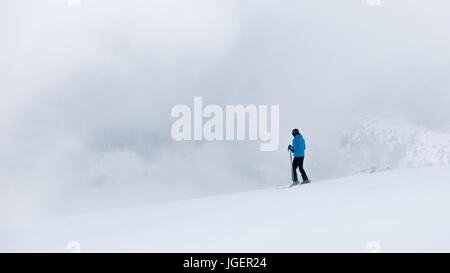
290, 134, 306, 157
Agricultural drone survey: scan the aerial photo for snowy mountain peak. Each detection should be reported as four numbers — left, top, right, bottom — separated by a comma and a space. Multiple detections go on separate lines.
341, 116, 450, 173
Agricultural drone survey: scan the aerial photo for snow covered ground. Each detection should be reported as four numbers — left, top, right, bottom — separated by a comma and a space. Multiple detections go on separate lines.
3, 164, 450, 253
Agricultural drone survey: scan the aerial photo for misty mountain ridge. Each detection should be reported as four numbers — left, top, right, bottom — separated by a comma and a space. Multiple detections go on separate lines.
341, 116, 450, 174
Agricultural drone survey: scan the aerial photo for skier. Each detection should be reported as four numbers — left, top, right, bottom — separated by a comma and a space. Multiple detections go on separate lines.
288, 128, 310, 185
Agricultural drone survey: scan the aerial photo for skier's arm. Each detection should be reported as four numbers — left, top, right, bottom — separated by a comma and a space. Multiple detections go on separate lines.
289, 138, 298, 152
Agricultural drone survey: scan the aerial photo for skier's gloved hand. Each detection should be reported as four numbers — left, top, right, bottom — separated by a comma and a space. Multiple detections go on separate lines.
288, 145, 292, 151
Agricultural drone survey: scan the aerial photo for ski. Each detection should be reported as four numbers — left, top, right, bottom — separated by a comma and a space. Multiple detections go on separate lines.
276, 180, 312, 190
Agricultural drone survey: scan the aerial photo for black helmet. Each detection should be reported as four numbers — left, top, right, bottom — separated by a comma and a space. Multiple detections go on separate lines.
292, 128, 300, 136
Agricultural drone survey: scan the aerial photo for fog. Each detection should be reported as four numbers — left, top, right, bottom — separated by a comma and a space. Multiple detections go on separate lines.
1, 0, 450, 228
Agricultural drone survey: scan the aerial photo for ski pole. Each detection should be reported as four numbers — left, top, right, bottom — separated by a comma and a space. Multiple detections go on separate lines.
289, 150, 294, 182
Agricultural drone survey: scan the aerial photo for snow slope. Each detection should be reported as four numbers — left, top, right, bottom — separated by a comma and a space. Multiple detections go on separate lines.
4, 165, 450, 253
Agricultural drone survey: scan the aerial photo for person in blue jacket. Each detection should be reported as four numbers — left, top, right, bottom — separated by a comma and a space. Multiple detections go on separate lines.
288, 128, 310, 185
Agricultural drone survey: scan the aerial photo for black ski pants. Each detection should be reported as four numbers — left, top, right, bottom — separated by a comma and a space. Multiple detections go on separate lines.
292, 156, 309, 182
